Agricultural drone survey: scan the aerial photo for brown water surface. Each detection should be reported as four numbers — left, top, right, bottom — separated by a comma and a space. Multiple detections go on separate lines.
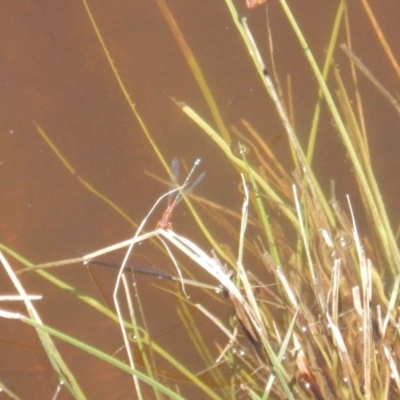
0, 1, 399, 398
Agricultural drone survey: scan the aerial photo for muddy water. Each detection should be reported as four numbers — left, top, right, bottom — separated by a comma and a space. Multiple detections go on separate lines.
0, 1, 399, 398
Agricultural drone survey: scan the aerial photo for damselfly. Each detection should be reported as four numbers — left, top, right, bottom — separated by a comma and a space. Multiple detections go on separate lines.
246, 0, 267, 9
157, 158, 205, 229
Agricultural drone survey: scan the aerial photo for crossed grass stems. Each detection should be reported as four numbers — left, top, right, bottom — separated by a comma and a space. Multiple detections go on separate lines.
1, 0, 400, 399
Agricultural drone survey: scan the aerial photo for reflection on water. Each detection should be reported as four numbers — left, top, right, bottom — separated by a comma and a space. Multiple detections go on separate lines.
0, 0, 399, 398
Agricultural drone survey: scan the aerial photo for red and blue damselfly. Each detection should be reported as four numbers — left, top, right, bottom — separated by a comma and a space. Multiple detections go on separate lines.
245, 0, 267, 9
157, 157, 205, 229
87, 158, 205, 277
